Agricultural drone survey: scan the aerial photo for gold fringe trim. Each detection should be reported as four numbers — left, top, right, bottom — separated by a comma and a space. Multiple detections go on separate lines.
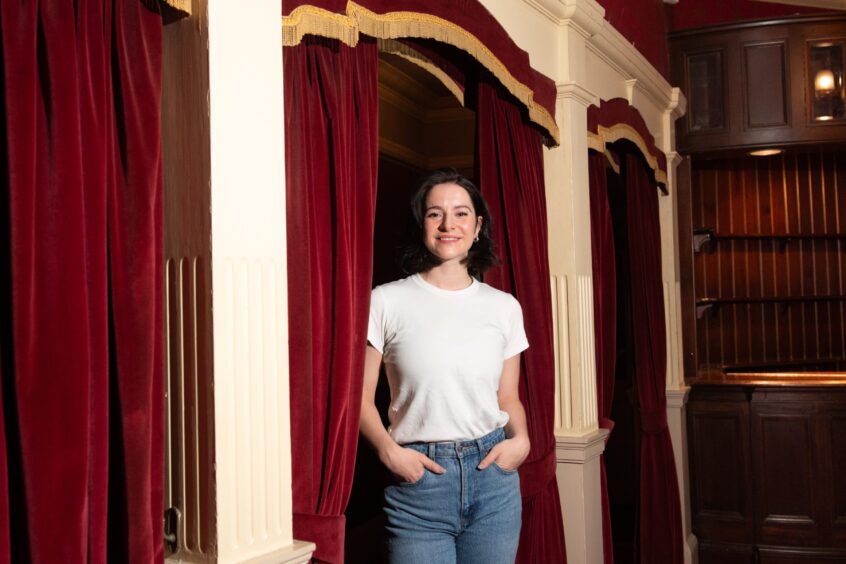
282, 5, 359, 47
281, 1, 560, 146
589, 124, 667, 185
160, 0, 191, 18
378, 38, 465, 106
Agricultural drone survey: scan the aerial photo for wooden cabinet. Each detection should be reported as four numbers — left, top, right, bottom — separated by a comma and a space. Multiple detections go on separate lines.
688, 387, 846, 561
671, 15, 846, 153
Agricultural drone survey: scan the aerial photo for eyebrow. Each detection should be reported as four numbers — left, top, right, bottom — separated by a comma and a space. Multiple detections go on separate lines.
425, 204, 473, 212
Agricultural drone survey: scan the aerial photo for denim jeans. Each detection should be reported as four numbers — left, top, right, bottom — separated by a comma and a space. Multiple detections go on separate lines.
383, 427, 522, 564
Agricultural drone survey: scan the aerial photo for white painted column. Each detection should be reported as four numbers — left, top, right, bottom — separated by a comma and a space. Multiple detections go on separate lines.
206, 1, 312, 562
162, 0, 313, 562
659, 92, 698, 564
667, 388, 698, 564
545, 4, 608, 563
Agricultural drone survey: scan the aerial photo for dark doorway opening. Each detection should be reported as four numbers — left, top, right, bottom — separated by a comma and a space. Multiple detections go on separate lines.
344, 51, 475, 563
603, 146, 642, 564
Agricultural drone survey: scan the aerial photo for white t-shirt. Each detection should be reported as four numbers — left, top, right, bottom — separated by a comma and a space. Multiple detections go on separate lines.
367, 273, 529, 444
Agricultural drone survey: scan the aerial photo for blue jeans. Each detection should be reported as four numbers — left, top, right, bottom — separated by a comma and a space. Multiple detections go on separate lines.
383, 427, 522, 564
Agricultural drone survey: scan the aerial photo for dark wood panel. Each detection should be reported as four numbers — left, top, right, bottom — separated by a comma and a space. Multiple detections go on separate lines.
822, 408, 846, 547
698, 541, 756, 564
671, 16, 846, 152
688, 391, 754, 543
678, 157, 699, 381
752, 403, 819, 545
690, 151, 846, 379
758, 546, 846, 563
687, 50, 727, 132
691, 389, 846, 562
745, 42, 788, 128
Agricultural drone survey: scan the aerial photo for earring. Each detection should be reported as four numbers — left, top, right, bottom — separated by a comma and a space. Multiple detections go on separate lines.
474, 235, 479, 243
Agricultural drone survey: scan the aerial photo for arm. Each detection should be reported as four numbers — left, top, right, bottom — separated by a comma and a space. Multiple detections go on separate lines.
359, 344, 445, 481
477, 353, 531, 470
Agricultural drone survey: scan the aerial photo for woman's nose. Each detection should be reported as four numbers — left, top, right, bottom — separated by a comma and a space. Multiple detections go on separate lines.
440, 214, 454, 230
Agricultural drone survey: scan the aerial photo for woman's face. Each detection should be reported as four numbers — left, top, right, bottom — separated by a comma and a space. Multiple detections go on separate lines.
422, 182, 483, 266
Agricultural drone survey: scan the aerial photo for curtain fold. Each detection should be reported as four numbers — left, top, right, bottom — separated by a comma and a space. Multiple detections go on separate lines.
476, 76, 566, 564
283, 36, 378, 564
0, 1, 164, 563
624, 153, 683, 564
588, 151, 616, 564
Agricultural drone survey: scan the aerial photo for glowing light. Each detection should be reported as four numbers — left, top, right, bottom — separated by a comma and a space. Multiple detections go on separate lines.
815, 69, 836, 92
748, 149, 783, 157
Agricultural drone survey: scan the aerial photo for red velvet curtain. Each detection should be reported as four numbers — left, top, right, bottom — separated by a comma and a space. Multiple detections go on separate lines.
477, 77, 567, 564
588, 151, 616, 564
0, 1, 164, 563
624, 153, 683, 564
283, 37, 378, 564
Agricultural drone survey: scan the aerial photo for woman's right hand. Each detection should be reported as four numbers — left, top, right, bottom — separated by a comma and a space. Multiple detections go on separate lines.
361, 345, 444, 483
379, 443, 445, 483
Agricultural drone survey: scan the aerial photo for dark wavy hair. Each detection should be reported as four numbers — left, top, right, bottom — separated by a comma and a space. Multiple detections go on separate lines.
397, 169, 500, 277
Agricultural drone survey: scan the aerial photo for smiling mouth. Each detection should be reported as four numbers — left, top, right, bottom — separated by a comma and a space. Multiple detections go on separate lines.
437, 237, 461, 242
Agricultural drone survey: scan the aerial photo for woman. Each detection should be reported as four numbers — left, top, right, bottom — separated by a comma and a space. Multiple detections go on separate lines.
360, 169, 530, 564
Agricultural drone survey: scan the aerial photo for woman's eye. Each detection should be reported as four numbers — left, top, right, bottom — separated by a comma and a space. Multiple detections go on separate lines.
456, 211, 468, 217
426, 212, 441, 219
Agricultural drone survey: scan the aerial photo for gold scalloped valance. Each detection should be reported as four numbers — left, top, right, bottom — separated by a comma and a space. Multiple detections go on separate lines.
588, 124, 668, 185
282, 1, 560, 146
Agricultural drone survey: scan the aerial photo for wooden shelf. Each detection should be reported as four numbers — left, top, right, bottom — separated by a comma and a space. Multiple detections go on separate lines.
695, 358, 846, 383
693, 228, 846, 252
696, 295, 846, 318
695, 373, 846, 386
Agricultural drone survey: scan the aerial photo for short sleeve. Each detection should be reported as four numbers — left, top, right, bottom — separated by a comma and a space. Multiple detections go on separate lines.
503, 298, 530, 359
367, 287, 386, 353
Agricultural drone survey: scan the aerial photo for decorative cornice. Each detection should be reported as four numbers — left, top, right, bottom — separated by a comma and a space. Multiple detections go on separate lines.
520, 0, 682, 121
624, 78, 638, 105
585, 14, 676, 115
555, 428, 609, 464
668, 86, 687, 121
665, 151, 683, 169
665, 387, 690, 409
557, 81, 600, 108
523, 0, 606, 37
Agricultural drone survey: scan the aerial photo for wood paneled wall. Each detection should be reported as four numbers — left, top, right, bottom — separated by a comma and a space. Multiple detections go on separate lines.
691, 151, 846, 377
688, 387, 846, 562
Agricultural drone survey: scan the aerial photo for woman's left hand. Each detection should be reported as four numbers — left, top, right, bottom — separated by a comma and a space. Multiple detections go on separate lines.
477, 436, 530, 472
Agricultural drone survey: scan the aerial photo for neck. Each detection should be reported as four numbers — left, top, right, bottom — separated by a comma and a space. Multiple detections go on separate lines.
420, 262, 473, 290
